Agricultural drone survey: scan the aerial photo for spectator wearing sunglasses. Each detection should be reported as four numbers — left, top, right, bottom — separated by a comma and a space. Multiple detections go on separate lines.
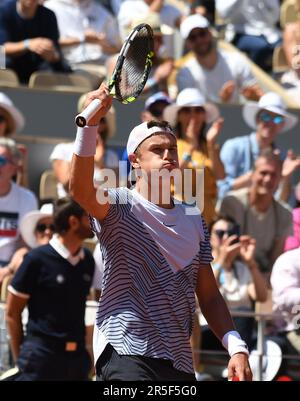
191, 215, 267, 377
218, 92, 300, 200
0, 203, 54, 286
0, 138, 37, 272
177, 14, 263, 104
195, 215, 267, 356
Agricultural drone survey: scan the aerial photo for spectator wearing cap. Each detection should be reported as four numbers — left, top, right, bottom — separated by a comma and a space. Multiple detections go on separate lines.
6, 197, 95, 381
164, 88, 224, 225
0, 203, 54, 286
177, 14, 263, 104
143, 91, 172, 122
0, 138, 37, 268
50, 92, 119, 197
216, 0, 281, 72
218, 92, 300, 200
0, 92, 28, 187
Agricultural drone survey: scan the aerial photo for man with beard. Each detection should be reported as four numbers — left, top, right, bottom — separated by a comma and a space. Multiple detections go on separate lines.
5, 197, 95, 381
177, 14, 263, 104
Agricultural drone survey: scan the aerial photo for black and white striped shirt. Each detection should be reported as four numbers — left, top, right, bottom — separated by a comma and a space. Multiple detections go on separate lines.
91, 187, 213, 374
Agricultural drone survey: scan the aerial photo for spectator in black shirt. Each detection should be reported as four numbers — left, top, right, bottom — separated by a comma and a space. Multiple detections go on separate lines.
0, 0, 71, 83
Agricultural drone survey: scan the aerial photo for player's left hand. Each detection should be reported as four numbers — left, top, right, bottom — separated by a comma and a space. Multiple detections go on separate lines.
227, 352, 252, 381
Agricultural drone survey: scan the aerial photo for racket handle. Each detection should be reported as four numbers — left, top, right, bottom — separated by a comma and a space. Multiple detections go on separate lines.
75, 99, 102, 127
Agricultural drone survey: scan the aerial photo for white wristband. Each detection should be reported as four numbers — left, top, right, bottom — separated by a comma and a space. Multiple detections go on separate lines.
73, 126, 97, 157
222, 330, 249, 357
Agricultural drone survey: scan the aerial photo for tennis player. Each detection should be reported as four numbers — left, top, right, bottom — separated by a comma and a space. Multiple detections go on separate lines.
70, 83, 252, 381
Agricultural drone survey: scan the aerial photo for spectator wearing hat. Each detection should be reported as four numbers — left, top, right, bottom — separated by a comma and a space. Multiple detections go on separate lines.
218, 92, 300, 200
5, 197, 95, 381
177, 14, 263, 104
216, 0, 281, 72
0, 92, 28, 187
50, 92, 119, 197
0, 0, 71, 84
0, 138, 37, 269
0, 203, 54, 287
164, 87, 224, 225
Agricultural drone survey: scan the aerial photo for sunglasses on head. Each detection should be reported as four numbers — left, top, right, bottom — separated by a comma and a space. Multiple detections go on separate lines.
188, 29, 209, 41
259, 112, 284, 125
36, 223, 55, 233
0, 115, 6, 123
0, 155, 12, 167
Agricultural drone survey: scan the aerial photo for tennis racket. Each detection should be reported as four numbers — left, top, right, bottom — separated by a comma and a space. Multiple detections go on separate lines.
75, 23, 154, 127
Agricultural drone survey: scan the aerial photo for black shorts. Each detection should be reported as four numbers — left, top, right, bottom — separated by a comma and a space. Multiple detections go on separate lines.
96, 344, 196, 381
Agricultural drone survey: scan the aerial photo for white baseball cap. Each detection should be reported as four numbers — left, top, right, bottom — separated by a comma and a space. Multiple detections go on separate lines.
126, 122, 175, 155
243, 92, 298, 133
180, 14, 210, 40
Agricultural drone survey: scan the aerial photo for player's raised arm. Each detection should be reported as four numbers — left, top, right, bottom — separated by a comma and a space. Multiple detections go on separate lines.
69, 83, 113, 222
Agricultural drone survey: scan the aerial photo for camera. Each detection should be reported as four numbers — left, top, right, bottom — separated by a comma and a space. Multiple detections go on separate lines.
228, 224, 240, 244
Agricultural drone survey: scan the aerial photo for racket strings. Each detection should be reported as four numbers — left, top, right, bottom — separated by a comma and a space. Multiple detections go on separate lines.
115, 26, 153, 102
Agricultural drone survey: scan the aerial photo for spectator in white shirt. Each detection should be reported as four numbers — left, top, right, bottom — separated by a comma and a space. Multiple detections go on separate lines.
216, 0, 281, 72
177, 14, 263, 104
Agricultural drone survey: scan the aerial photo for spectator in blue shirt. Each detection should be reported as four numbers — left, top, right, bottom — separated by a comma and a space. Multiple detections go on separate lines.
218, 92, 299, 200
0, 0, 71, 83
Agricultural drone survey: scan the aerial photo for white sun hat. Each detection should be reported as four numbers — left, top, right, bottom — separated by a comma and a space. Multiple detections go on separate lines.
127, 121, 175, 155
0, 92, 25, 136
163, 88, 219, 127
20, 203, 54, 249
242, 92, 298, 133
249, 340, 282, 381
180, 14, 210, 39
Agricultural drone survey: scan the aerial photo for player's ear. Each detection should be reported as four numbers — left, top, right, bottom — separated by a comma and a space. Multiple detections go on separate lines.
128, 153, 140, 169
